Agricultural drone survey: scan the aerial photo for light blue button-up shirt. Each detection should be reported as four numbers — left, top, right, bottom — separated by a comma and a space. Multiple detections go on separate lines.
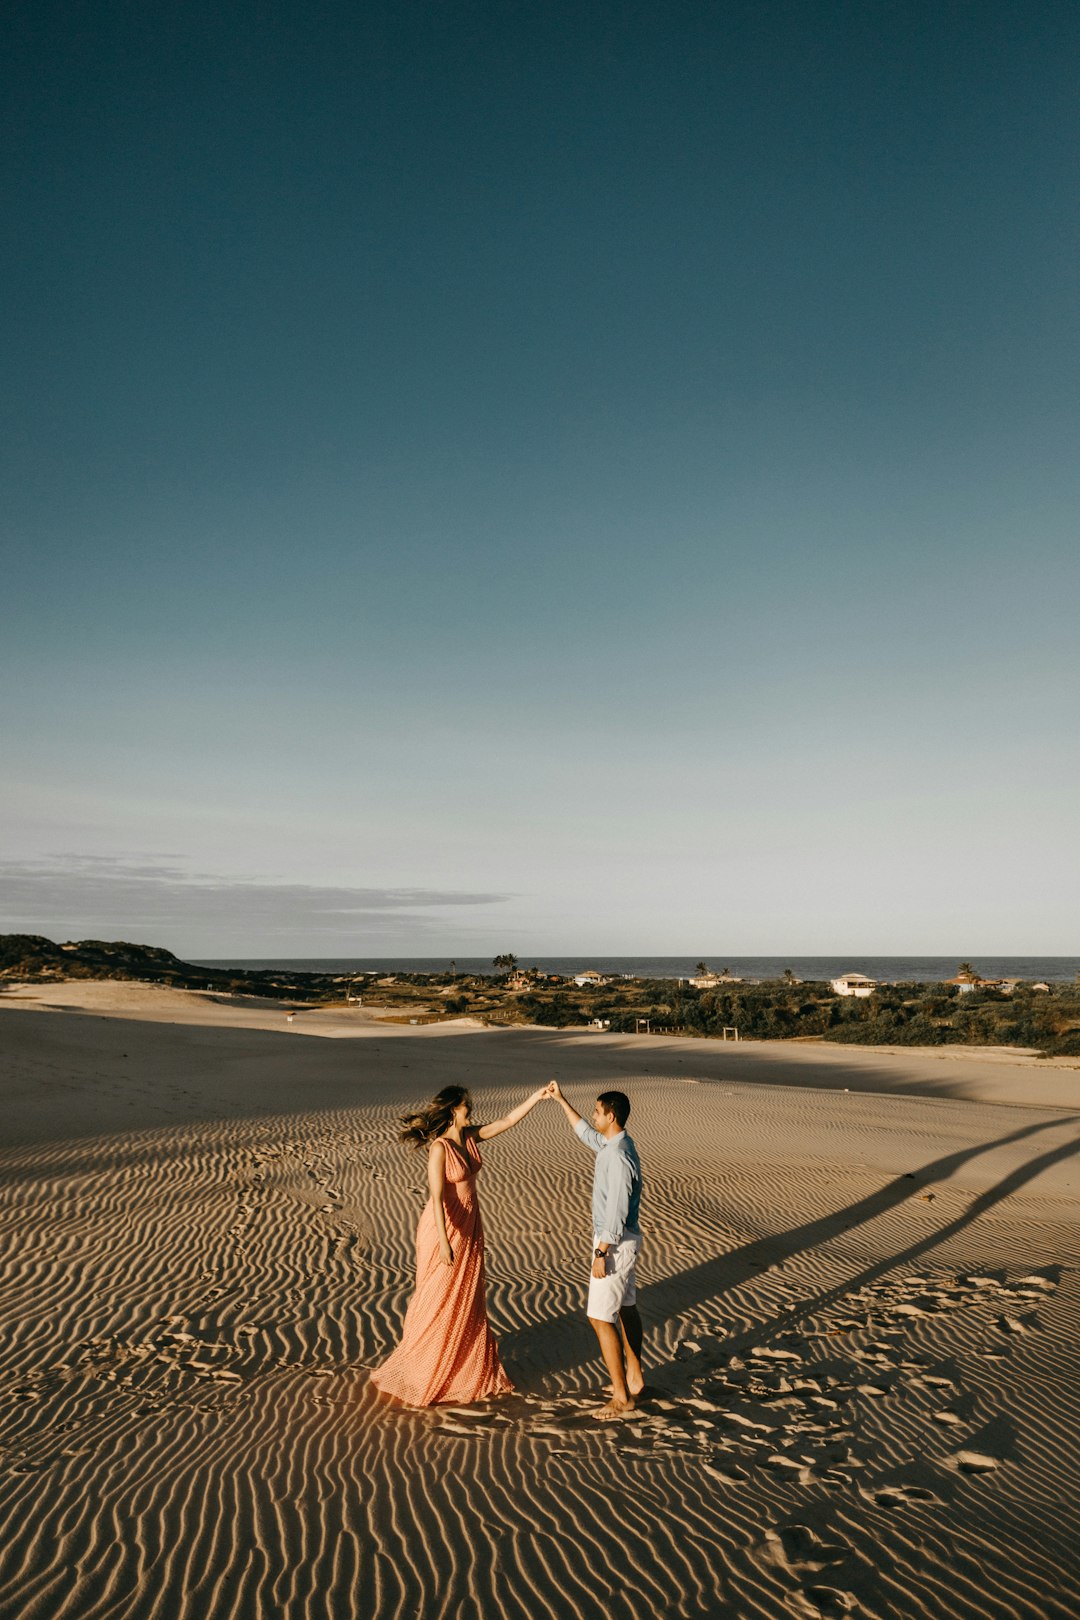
574, 1120, 642, 1245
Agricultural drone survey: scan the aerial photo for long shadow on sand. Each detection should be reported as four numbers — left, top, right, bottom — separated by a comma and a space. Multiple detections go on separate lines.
503, 1115, 1080, 1384
527, 1026, 1080, 1105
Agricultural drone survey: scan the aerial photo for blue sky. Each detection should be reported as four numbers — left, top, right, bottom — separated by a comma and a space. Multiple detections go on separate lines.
3, 1, 1078, 955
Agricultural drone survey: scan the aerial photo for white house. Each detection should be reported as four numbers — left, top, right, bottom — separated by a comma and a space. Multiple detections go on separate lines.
573, 970, 607, 987
689, 969, 743, 989
831, 973, 878, 998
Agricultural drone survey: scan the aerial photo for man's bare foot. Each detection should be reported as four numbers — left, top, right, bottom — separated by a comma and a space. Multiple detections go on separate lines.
591, 1398, 635, 1421
604, 1376, 645, 1398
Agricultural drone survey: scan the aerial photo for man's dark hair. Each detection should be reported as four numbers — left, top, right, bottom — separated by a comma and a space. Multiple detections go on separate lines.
596, 1090, 630, 1128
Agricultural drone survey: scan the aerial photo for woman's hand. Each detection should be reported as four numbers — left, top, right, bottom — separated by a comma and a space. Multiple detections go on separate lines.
439, 1239, 454, 1267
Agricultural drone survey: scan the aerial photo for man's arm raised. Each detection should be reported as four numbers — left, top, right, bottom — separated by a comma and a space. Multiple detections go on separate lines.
545, 1081, 606, 1152
544, 1079, 582, 1129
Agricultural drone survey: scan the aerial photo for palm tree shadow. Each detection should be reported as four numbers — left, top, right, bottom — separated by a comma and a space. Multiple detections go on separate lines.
504, 1115, 1079, 1385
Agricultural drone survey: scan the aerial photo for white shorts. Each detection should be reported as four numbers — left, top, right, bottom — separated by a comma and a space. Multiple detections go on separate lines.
586, 1233, 641, 1323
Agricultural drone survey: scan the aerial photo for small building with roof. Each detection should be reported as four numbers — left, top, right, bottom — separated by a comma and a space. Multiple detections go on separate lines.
945, 966, 1004, 994
830, 972, 878, 998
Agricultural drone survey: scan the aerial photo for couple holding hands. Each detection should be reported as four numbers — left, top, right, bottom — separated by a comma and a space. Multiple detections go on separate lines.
371, 1079, 644, 1420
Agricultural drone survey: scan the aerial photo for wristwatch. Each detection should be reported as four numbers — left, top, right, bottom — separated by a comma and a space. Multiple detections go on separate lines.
594, 1246, 607, 1259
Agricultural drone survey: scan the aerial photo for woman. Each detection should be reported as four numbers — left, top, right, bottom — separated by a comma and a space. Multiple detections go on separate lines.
370, 1083, 548, 1407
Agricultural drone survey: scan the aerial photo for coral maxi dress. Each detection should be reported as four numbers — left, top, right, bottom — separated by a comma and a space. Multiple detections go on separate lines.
371, 1131, 513, 1406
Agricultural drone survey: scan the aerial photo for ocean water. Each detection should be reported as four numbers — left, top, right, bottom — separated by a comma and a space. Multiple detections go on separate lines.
196, 955, 1080, 984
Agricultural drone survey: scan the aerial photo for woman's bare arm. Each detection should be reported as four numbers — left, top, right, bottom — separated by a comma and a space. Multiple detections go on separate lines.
427, 1140, 453, 1264
477, 1086, 549, 1141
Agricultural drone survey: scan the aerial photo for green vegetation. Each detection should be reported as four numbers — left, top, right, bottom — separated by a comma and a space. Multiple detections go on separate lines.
3, 936, 1078, 1056
517, 976, 1080, 1056
818, 981, 1080, 1058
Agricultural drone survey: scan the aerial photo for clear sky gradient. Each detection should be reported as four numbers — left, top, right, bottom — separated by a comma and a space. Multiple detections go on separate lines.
3, 1, 1078, 955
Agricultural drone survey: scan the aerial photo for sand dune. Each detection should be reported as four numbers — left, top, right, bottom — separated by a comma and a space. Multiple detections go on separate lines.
1, 983, 1078, 1618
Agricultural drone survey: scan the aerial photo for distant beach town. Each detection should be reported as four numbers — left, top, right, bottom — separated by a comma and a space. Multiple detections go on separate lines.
4, 936, 1079, 1056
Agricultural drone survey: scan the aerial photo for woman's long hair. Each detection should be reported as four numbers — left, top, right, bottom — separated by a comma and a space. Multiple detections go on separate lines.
398, 1086, 472, 1148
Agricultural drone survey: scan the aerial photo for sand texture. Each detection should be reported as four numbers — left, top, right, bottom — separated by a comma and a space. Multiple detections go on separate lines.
1, 982, 1079, 1620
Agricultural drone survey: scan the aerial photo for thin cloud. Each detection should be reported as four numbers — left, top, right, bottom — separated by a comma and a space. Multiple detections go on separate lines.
0, 855, 509, 942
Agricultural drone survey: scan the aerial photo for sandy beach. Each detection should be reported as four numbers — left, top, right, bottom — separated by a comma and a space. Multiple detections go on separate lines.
1, 981, 1078, 1620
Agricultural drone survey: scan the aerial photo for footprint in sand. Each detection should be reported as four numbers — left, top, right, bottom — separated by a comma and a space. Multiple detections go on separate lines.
764, 1454, 812, 1483
997, 1312, 1037, 1335
723, 1413, 772, 1435
762, 1524, 858, 1617
701, 1460, 748, 1484
870, 1482, 939, 1507
948, 1450, 1000, 1475
762, 1523, 847, 1571
798, 1588, 858, 1616
1017, 1266, 1060, 1290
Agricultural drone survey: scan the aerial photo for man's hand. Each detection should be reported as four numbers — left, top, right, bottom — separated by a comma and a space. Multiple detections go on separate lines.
546, 1080, 583, 1130
591, 1253, 608, 1279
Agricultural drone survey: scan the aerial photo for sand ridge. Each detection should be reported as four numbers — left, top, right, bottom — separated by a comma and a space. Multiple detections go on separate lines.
1, 985, 1079, 1618
4, 978, 1080, 1113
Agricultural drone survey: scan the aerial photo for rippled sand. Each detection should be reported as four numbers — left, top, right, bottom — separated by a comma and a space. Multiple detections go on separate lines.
1, 983, 1078, 1620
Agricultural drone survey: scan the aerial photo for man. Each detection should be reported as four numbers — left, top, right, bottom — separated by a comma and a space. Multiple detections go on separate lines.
546, 1081, 643, 1419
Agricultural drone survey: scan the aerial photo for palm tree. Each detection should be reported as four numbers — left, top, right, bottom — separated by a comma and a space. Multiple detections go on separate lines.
492, 953, 519, 975
695, 961, 709, 976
